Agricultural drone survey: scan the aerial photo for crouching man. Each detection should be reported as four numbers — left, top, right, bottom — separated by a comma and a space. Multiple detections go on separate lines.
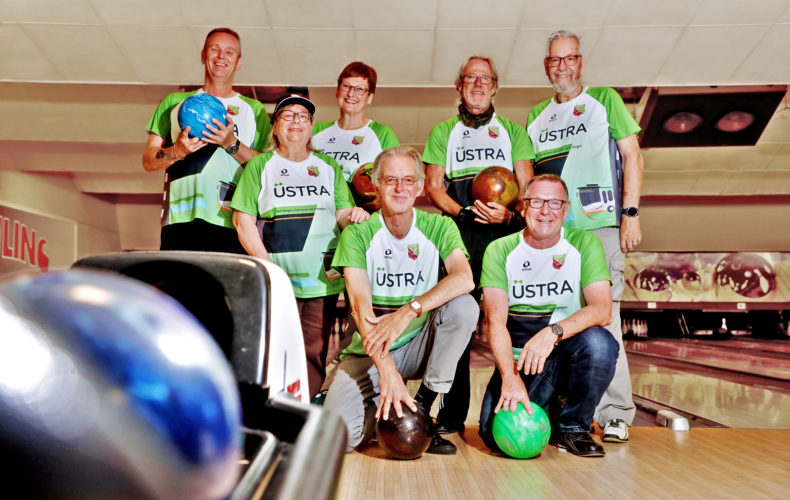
479, 174, 618, 457
324, 146, 478, 454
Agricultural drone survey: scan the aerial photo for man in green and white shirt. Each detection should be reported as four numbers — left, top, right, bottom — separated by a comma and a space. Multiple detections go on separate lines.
423, 55, 535, 434
526, 31, 645, 442
324, 147, 478, 455
142, 27, 271, 253
479, 174, 617, 457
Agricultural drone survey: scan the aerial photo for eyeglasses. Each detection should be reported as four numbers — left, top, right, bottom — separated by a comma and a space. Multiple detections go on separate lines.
341, 82, 370, 96
525, 198, 567, 210
381, 176, 419, 186
545, 55, 582, 68
461, 74, 494, 85
280, 112, 311, 123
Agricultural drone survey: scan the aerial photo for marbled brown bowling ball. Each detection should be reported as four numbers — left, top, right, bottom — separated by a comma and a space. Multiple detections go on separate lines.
714, 253, 777, 298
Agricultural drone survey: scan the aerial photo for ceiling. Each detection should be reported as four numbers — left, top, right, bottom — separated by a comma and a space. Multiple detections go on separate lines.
2, 0, 790, 200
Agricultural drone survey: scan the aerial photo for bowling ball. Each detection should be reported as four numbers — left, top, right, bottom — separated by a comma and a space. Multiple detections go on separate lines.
634, 265, 673, 292
492, 402, 550, 459
178, 93, 228, 138
375, 404, 432, 459
0, 270, 242, 499
471, 166, 519, 207
714, 253, 777, 298
350, 162, 381, 211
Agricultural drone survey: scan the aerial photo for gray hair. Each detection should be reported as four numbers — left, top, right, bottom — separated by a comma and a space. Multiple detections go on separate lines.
545, 30, 582, 57
454, 55, 499, 89
370, 146, 425, 187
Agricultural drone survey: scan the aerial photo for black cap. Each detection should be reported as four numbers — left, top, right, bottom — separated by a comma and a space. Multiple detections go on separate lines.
273, 94, 316, 116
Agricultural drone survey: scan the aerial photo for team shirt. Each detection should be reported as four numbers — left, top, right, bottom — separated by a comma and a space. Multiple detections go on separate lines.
230, 151, 354, 299
526, 87, 640, 231
480, 227, 610, 356
332, 209, 468, 357
312, 120, 400, 181
422, 114, 534, 208
146, 90, 272, 229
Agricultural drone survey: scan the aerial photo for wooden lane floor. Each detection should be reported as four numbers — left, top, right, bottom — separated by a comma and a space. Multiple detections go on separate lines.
336, 427, 790, 499
627, 338, 790, 429
625, 338, 790, 381
629, 355, 790, 429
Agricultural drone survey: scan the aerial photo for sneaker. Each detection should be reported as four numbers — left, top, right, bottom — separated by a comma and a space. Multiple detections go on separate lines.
425, 419, 457, 455
434, 419, 465, 435
557, 432, 605, 457
602, 419, 629, 443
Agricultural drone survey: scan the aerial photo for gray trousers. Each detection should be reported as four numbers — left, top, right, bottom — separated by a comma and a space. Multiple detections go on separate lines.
591, 227, 636, 425
323, 294, 478, 452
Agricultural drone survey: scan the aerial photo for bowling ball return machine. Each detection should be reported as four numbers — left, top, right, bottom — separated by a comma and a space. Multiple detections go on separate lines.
70, 251, 348, 499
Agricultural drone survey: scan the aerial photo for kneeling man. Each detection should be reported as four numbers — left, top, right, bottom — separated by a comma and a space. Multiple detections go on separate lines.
324, 146, 478, 454
479, 173, 618, 457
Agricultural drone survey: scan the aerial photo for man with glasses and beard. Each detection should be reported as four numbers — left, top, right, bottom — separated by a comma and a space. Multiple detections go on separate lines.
525, 30, 645, 444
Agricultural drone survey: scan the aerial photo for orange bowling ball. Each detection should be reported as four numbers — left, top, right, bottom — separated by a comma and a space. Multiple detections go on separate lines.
471, 166, 518, 207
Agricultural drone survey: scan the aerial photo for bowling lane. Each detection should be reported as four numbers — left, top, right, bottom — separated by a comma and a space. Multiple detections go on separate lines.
629, 353, 790, 429
626, 338, 790, 380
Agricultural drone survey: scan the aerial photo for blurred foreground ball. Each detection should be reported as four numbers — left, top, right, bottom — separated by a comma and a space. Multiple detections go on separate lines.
0, 270, 241, 499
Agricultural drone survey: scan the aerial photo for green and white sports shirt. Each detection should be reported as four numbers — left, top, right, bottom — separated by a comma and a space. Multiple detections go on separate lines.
422, 114, 534, 208
332, 209, 468, 357
480, 227, 610, 356
146, 89, 272, 228
230, 151, 354, 298
312, 120, 400, 181
526, 87, 640, 230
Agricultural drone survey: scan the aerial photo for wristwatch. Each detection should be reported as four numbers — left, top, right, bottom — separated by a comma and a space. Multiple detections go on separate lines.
225, 137, 240, 155
621, 206, 639, 217
550, 323, 564, 345
408, 299, 423, 318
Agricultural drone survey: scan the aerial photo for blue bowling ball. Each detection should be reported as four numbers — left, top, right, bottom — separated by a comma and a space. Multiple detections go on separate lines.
0, 269, 242, 499
178, 93, 228, 139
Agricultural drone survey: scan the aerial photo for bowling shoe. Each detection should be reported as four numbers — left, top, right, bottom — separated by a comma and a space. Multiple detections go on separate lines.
426, 427, 457, 455
557, 432, 605, 457
602, 419, 629, 443
434, 419, 465, 435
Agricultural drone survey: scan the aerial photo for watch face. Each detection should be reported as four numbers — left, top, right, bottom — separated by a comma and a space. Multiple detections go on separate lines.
551, 323, 563, 336
622, 207, 639, 217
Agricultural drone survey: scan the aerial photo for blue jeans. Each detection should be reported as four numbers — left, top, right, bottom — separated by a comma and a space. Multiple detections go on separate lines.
479, 326, 618, 452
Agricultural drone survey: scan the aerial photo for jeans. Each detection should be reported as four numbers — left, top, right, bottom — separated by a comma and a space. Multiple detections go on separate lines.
479, 326, 618, 452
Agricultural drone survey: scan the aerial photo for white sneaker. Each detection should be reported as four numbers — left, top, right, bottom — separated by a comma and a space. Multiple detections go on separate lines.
602, 419, 629, 443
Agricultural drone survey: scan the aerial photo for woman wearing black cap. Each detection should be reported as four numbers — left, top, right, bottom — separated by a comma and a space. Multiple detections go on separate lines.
231, 95, 369, 396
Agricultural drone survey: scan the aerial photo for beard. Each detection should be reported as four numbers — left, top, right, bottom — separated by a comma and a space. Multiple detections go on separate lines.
550, 71, 579, 94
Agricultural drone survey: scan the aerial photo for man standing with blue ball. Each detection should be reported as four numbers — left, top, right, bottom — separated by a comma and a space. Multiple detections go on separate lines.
142, 27, 272, 252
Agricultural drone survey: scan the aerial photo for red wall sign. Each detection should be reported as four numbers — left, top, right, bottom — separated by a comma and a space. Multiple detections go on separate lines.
0, 205, 76, 279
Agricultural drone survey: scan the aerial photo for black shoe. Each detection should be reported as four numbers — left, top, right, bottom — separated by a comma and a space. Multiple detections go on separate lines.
423, 417, 457, 455
557, 432, 605, 457
434, 419, 465, 435
426, 429, 457, 455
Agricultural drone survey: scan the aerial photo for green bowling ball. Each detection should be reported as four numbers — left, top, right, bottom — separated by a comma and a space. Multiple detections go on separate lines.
492, 401, 550, 459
